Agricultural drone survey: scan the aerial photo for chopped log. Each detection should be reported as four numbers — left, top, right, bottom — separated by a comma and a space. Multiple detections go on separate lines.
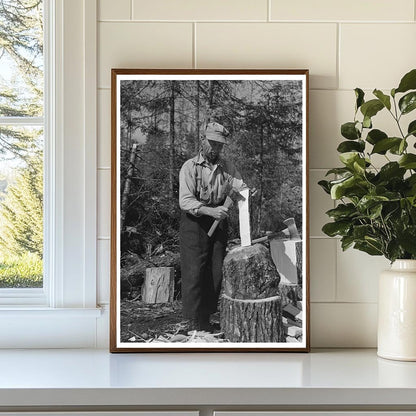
222, 244, 281, 300
282, 303, 302, 322
269, 238, 302, 285
222, 294, 282, 342
142, 267, 174, 304
221, 243, 284, 342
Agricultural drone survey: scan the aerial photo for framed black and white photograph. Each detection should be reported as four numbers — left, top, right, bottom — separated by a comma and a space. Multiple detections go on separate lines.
110, 69, 310, 352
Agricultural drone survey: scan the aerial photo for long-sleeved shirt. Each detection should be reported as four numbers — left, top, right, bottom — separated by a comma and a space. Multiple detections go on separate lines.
179, 153, 246, 215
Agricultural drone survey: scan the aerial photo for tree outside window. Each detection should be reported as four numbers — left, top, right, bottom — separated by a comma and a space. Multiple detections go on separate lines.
0, 0, 44, 288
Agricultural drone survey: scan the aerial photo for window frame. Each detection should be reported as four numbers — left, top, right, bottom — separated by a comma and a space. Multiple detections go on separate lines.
0, 0, 100, 348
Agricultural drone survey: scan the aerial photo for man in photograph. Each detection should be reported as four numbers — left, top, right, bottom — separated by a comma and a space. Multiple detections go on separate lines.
179, 121, 247, 332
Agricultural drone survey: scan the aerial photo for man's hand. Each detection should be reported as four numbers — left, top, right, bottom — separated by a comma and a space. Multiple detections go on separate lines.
210, 206, 229, 220
199, 205, 229, 220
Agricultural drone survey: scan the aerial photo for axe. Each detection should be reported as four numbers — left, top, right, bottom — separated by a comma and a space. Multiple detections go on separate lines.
250, 218, 300, 245
207, 189, 246, 237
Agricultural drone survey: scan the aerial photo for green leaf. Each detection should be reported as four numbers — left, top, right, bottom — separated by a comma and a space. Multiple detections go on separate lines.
363, 115, 372, 129
337, 140, 365, 153
330, 175, 369, 200
366, 129, 387, 145
373, 89, 391, 110
399, 92, 416, 115
341, 122, 360, 140
355, 88, 365, 110
357, 195, 389, 211
369, 203, 383, 220
325, 167, 351, 176
407, 120, 416, 137
339, 152, 360, 167
391, 88, 396, 97
353, 158, 366, 174
354, 241, 383, 256
377, 162, 406, 181
341, 235, 355, 251
353, 224, 374, 239
371, 137, 402, 154
386, 240, 401, 262
360, 99, 384, 119
322, 221, 351, 237
396, 69, 416, 94
318, 180, 331, 194
399, 154, 416, 169
398, 227, 416, 255
326, 203, 357, 220
389, 139, 408, 155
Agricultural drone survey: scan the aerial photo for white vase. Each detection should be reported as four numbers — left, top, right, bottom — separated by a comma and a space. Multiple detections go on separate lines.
378, 259, 416, 361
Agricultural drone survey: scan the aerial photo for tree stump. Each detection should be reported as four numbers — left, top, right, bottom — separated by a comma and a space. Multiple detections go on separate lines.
142, 267, 174, 303
220, 244, 284, 343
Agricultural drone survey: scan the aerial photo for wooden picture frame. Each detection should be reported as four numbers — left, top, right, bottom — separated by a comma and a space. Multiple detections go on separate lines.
110, 69, 310, 352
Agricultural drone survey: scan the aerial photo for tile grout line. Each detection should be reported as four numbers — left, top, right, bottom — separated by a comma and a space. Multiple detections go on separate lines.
98, 19, 415, 24
311, 301, 378, 305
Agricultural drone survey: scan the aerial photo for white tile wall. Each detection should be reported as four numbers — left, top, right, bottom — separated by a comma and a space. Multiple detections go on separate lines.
98, 22, 193, 88
98, 89, 111, 168
340, 24, 416, 90
271, 0, 415, 22
99, 0, 131, 21
96, 0, 416, 348
310, 239, 336, 302
97, 169, 111, 239
336, 246, 390, 303
196, 23, 338, 89
311, 303, 378, 347
132, 0, 268, 21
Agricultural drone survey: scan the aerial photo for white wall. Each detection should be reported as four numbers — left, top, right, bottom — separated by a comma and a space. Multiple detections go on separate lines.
95, 0, 416, 348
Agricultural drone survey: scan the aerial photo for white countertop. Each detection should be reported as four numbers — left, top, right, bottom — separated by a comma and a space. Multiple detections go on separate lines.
0, 348, 416, 407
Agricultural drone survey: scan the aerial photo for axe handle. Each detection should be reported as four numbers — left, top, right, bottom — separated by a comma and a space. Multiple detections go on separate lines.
207, 197, 233, 237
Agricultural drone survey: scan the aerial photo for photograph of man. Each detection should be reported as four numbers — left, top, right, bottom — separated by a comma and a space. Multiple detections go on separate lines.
179, 121, 247, 332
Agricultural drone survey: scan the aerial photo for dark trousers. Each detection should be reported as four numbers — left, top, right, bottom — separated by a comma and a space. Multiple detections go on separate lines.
180, 212, 228, 320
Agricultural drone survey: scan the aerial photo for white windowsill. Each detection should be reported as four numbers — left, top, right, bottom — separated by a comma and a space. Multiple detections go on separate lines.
0, 307, 102, 316
0, 349, 415, 410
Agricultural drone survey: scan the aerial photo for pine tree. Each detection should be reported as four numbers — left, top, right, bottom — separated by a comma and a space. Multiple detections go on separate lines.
0, 0, 44, 270
0, 0, 43, 161
0, 154, 43, 257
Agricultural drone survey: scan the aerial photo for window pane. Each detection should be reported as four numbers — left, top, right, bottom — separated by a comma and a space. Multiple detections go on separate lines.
0, 126, 43, 288
0, 0, 44, 117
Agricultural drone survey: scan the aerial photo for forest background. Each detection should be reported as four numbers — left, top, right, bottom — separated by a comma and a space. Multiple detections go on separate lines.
119, 78, 304, 298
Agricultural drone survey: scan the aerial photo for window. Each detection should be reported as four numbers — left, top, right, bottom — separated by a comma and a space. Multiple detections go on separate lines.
0, 0, 44, 291
0, 0, 100, 348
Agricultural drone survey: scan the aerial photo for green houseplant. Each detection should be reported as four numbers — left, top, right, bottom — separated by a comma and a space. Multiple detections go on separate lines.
319, 69, 416, 262
319, 68, 416, 361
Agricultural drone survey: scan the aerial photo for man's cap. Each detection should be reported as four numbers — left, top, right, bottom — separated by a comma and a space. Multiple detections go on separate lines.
205, 122, 229, 144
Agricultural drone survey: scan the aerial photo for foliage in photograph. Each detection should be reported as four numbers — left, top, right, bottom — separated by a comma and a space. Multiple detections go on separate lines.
319, 68, 416, 262
120, 79, 303, 265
